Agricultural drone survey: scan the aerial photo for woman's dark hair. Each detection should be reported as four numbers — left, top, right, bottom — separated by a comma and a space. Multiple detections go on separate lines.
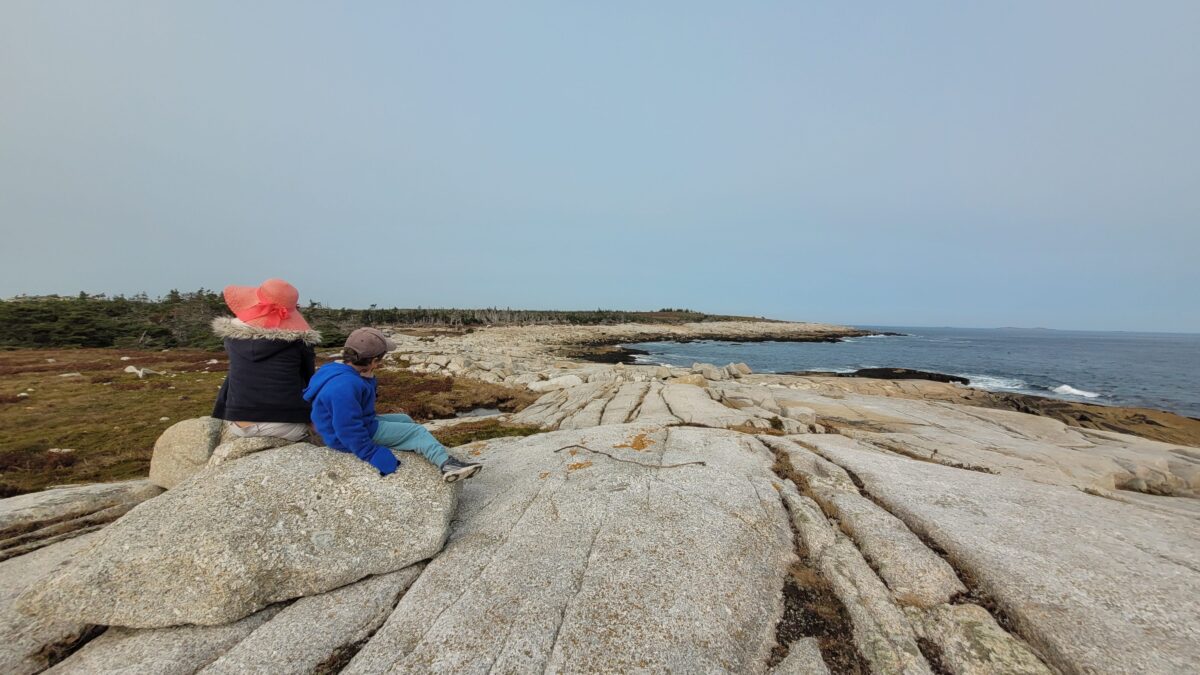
343, 347, 381, 367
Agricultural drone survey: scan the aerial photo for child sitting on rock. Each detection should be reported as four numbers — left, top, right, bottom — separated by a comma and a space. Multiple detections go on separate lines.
303, 327, 482, 483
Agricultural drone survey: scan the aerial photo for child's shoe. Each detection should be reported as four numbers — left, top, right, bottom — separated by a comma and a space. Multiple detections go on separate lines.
440, 457, 482, 483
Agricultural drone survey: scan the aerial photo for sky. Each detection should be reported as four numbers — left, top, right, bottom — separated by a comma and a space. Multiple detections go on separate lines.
2, 2, 1197, 332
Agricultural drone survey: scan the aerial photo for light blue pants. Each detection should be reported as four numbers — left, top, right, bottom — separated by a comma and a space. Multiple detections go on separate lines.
372, 413, 450, 468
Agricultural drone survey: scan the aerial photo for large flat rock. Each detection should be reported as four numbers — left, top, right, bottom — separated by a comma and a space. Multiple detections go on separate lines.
775, 388, 1200, 498
21, 444, 457, 628
346, 424, 794, 673
806, 434, 1200, 674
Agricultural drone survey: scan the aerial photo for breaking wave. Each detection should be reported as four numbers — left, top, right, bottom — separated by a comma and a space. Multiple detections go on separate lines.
1052, 384, 1101, 399
962, 374, 1029, 392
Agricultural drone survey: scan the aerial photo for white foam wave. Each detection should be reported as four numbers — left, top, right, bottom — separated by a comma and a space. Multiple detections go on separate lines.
1052, 384, 1100, 399
962, 374, 1029, 391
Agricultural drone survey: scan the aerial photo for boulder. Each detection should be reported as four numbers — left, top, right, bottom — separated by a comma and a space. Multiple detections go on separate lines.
205, 436, 291, 468
148, 417, 223, 488
527, 374, 584, 393
0, 480, 162, 562
690, 363, 727, 381
776, 400, 817, 424
0, 533, 102, 675
21, 444, 457, 628
666, 373, 708, 387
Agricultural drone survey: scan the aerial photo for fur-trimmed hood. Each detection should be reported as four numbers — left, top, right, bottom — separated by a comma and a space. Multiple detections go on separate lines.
211, 316, 322, 345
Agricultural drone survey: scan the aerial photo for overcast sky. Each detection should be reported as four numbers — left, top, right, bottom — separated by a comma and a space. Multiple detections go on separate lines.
2, 2, 1197, 331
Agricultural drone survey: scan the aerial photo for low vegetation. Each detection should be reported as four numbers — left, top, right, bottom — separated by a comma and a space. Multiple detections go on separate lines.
374, 363, 538, 420
430, 419, 543, 448
0, 348, 538, 496
1, 292, 768, 350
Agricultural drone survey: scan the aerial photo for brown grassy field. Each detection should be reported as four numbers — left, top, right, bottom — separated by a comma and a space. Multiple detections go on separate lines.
0, 348, 538, 496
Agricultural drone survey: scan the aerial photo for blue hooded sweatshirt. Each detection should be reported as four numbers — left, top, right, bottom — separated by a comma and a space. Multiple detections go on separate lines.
302, 362, 398, 474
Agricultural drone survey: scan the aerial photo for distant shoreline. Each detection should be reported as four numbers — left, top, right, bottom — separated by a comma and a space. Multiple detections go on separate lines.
592, 333, 1200, 447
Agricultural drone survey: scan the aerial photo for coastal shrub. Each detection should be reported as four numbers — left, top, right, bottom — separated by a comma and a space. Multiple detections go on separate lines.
1, 292, 762, 350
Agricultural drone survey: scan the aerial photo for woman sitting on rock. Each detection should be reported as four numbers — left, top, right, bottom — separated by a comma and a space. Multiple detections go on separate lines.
212, 278, 320, 442
304, 327, 482, 482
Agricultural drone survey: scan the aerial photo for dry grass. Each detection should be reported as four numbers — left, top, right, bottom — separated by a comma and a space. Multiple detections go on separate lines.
0, 348, 230, 496
373, 366, 538, 421
430, 419, 542, 448
0, 348, 539, 496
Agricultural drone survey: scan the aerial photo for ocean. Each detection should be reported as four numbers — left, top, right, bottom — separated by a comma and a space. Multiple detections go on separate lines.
624, 326, 1200, 418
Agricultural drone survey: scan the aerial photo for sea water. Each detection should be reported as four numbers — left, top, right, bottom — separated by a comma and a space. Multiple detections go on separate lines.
625, 327, 1200, 418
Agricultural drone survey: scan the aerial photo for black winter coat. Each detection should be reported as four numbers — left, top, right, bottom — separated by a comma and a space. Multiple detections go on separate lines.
210, 317, 321, 424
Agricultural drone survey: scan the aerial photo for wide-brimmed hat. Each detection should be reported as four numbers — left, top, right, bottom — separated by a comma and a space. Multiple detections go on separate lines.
223, 278, 312, 331
344, 327, 397, 360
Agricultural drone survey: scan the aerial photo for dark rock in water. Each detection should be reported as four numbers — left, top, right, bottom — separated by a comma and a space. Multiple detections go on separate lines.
786, 368, 969, 385
849, 368, 969, 385
570, 346, 649, 364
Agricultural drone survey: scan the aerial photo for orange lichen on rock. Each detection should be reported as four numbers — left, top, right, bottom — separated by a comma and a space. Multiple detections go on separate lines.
614, 433, 655, 452
538, 471, 551, 479
567, 461, 593, 471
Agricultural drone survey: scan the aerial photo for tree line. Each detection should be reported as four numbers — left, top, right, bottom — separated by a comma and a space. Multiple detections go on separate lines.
0, 292, 746, 349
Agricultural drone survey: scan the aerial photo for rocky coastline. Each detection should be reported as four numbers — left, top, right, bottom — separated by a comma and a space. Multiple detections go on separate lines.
3, 320, 1197, 673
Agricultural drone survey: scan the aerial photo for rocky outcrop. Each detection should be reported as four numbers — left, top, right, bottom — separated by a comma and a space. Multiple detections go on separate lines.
805, 434, 1199, 673
0, 533, 103, 675
46, 605, 285, 674
199, 566, 423, 674
769, 384, 1199, 498
770, 638, 829, 675
205, 435, 291, 468
21, 444, 456, 628
3, 322, 1198, 674
0, 480, 161, 562
345, 424, 794, 673
148, 416, 223, 488
764, 436, 965, 609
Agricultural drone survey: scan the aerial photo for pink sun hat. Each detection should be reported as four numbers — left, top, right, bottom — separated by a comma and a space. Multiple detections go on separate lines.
223, 278, 312, 331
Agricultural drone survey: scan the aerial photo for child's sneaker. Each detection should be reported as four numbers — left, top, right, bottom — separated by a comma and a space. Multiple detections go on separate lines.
440, 457, 482, 483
